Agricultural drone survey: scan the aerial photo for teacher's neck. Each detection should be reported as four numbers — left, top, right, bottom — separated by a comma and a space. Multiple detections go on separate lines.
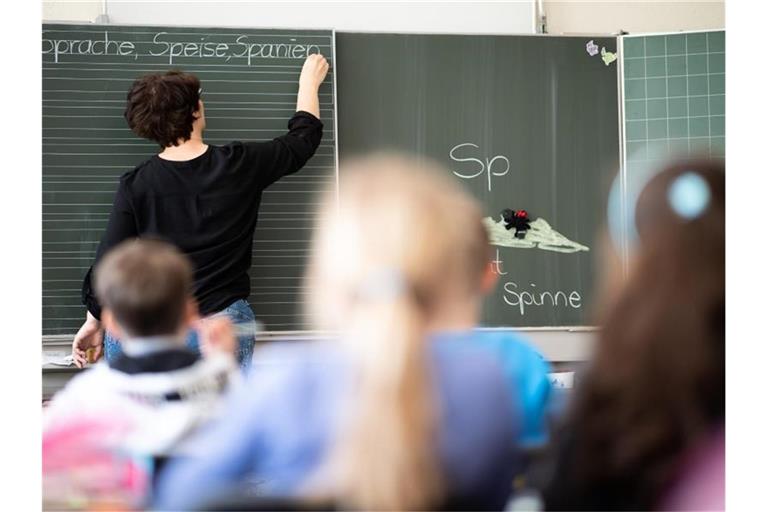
158, 123, 208, 162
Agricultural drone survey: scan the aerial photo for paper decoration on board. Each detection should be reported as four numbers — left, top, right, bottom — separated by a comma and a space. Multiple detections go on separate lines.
600, 47, 617, 66
585, 40, 617, 67
585, 40, 599, 57
483, 215, 590, 254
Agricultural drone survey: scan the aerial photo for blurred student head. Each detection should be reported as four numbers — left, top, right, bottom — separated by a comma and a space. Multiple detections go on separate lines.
94, 239, 198, 341
546, 158, 724, 510
308, 153, 494, 333
305, 153, 493, 510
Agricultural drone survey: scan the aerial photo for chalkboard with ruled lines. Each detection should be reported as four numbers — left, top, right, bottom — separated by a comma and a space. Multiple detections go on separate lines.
42, 24, 336, 335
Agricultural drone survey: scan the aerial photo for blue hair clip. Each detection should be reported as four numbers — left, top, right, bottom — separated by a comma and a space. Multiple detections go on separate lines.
668, 172, 711, 220
608, 165, 712, 255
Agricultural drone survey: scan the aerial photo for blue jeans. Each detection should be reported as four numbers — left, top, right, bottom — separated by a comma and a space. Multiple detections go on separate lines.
103, 299, 256, 369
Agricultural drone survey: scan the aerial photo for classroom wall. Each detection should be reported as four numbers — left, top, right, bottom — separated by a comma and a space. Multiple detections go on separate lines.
42, 1, 536, 33
43, 0, 103, 22
542, 0, 725, 35
42, 1, 725, 35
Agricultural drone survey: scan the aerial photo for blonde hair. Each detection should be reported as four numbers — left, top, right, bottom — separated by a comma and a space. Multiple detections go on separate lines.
305, 153, 491, 510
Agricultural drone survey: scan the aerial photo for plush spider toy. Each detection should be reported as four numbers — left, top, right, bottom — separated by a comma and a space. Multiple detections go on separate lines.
501, 208, 531, 239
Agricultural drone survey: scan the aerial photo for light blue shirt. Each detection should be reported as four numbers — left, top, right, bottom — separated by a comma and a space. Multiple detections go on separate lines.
440, 330, 554, 447
154, 335, 523, 510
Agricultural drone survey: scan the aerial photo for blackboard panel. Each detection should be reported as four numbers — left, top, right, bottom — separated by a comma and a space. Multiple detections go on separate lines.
42, 24, 336, 335
622, 31, 725, 166
337, 32, 620, 327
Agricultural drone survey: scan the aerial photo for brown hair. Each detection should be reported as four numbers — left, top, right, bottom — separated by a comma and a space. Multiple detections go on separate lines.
124, 71, 201, 148
544, 159, 725, 510
94, 239, 193, 337
306, 154, 491, 510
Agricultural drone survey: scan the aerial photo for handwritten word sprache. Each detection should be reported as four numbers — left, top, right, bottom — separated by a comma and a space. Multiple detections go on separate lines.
42, 32, 135, 63
449, 143, 510, 192
42, 31, 322, 65
502, 281, 582, 316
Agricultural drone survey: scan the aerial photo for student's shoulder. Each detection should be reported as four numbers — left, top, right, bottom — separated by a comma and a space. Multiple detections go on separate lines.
59, 362, 114, 390
431, 336, 507, 387
430, 338, 519, 434
469, 330, 548, 366
244, 340, 348, 398
250, 340, 345, 379
435, 329, 541, 358
253, 337, 340, 362
44, 364, 120, 418
110, 352, 239, 399
434, 330, 551, 387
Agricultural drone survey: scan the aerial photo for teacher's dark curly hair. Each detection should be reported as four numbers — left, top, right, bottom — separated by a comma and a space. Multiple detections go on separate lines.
124, 70, 202, 148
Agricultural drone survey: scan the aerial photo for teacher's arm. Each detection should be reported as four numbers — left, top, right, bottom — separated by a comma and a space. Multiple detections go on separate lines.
296, 53, 330, 119
243, 54, 329, 189
72, 180, 138, 367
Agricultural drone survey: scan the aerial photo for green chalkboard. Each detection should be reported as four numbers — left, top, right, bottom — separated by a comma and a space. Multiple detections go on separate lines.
42, 23, 336, 335
336, 33, 620, 327
622, 31, 725, 169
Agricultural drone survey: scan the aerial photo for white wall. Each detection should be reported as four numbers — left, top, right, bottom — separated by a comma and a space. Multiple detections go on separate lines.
43, 1, 536, 34
542, 0, 724, 35
42, 1, 725, 35
43, 0, 103, 22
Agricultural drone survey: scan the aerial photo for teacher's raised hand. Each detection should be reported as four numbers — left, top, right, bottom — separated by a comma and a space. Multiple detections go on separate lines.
297, 54, 330, 119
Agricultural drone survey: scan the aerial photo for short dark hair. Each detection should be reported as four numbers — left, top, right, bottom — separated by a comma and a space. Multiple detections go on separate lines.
124, 71, 201, 148
94, 239, 193, 337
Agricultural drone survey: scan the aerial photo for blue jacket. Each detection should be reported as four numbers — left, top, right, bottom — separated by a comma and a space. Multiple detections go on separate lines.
154, 336, 522, 510
441, 330, 553, 446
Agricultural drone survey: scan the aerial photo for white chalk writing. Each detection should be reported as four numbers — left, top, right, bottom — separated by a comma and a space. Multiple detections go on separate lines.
490, 249, 508, 275
42, 32, 135, 63
449, 142, 510, 191
502, 281, 582, 316
42, 31, 321, 65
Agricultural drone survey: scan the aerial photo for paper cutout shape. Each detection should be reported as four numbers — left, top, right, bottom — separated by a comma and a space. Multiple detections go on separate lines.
600, 47, 617, 66
483, 215, 590, 254
586, 40, 599, 57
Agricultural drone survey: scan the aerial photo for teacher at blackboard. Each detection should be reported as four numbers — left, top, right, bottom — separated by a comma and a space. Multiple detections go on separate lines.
71, 54, 330, 368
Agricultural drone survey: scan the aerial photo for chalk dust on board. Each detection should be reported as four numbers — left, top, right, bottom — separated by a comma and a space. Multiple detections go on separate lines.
483, 216, 590, 254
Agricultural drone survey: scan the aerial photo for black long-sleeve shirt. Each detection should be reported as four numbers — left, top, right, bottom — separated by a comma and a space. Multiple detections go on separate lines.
82, 111, 323, 320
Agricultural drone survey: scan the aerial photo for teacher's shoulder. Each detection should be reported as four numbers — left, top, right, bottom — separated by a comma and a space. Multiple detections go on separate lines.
214, 140, 268, 167
114, 158, 156, 197
218, 140, 248, 156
